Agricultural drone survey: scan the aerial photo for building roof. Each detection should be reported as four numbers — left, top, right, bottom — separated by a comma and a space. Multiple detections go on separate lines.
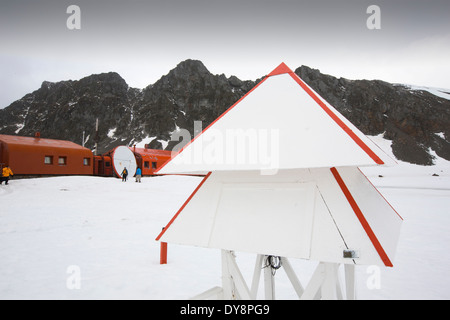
131, 147, 172, 157
0, 134, 90, 151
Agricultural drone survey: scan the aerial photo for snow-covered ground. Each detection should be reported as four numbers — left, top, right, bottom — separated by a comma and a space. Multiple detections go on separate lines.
1, 153, 450, 300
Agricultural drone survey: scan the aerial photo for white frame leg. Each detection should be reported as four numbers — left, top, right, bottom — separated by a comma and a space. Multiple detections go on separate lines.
194, 251, 358, 301
280, 257, 304, 298
345, 264, 356, 300
263, 257, 275, 300
250, 254, 264, 299
221, 250, 251, 300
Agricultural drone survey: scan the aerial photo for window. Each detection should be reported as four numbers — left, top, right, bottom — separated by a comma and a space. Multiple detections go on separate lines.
152, 162, 157, 169
44, 156, 53, 165
83, 158, 91, 166
144, 161, 149, 168
58, 156, 67, 165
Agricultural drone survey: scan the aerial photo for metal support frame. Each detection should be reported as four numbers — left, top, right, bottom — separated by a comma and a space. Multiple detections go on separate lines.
191, 250, 356, 300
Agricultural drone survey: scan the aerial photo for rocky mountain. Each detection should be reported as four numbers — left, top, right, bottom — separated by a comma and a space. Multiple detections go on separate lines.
1, 59, 449, 165
297, 66, 450, 165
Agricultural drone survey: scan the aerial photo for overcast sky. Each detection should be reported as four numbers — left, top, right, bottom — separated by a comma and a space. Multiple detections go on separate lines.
1, 0, 449, 108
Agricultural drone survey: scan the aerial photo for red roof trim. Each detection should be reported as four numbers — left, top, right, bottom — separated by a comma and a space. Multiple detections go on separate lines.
330, 167, 393, 267
268, 62, 294, 76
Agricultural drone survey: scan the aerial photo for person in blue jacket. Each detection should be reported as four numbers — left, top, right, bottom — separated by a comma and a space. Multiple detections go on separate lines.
135, 167, 142, 183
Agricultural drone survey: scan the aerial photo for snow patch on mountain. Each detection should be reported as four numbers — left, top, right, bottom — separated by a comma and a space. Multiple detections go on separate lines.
402, 84, 450, 100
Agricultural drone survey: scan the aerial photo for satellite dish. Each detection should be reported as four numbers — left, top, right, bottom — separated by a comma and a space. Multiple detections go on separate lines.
111, 146, 137, 178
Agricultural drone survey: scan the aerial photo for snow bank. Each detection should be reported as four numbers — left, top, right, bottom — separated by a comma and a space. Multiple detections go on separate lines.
1, 159, 450, 299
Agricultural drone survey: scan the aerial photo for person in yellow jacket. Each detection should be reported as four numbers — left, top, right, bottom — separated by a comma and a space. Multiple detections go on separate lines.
1, 165, 13, 185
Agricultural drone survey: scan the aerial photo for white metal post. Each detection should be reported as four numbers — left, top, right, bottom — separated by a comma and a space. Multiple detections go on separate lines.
221, 250, 234, 299
345, 264, 356, 300
280, 257, 304, 298
221, 250, 252, 300
200, 252, 357, 300
321, 263, 339, 300
263, 256, 275, 300
250, 254, 264, 299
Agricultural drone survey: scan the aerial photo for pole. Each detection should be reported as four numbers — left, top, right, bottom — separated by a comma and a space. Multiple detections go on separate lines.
160, 227, 167, 264
160, 242, 168, 264
94, 118, 99, 156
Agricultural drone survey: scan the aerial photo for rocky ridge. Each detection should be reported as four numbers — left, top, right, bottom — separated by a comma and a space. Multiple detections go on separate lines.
1, 59, 449, 165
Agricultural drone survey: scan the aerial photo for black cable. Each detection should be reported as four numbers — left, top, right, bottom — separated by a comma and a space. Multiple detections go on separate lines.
263, 255, 282, 276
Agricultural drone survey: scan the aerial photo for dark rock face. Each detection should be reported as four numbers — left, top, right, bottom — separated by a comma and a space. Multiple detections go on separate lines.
0, 72, 138, 153
0, 60, 256, 154
296, 66, 450, 165
137, 60, 258, 151
1, 59, 449, 165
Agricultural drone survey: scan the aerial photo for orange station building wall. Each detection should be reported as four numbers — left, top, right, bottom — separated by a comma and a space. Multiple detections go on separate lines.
0, 134, 93, 176
130, 147, 172, 176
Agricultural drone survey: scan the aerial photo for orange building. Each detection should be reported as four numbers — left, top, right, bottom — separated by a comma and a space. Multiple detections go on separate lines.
130, 146, 172, 176
93, 155, 113, 176
0, 133, 93, 176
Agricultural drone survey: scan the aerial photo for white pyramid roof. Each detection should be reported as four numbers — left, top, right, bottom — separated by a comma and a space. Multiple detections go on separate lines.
157, 63, 394, 175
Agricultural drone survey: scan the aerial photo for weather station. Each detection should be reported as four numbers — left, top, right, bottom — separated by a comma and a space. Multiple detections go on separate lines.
155, 63, 403, 300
